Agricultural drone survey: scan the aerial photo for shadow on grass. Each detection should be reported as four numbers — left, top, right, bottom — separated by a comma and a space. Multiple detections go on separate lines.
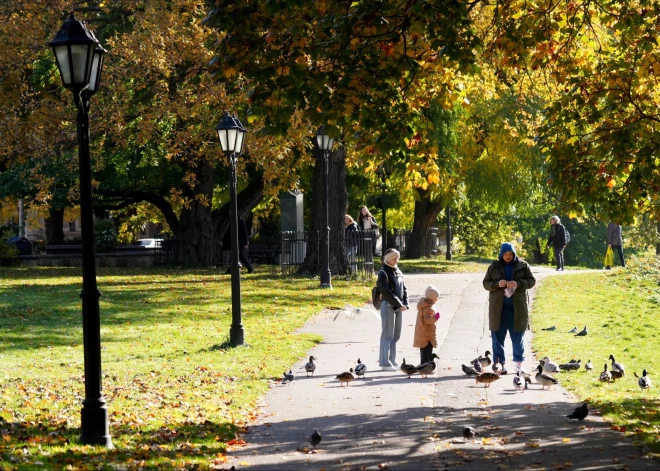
0, 417, 237, 470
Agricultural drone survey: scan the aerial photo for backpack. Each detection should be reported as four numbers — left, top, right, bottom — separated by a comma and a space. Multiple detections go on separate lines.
371, 285, 382, 310
565, 228, 571, 244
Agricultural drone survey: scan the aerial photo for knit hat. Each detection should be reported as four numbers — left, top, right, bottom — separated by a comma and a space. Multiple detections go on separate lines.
499, 242, 516, 259
382, 248, 400, 267
425, 285, 440, 301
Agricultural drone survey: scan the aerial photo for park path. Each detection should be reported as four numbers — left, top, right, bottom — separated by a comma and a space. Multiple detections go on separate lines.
227, 267, 655, 470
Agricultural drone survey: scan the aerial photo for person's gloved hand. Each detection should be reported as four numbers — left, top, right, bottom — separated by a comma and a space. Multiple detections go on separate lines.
435, 312, 440, 320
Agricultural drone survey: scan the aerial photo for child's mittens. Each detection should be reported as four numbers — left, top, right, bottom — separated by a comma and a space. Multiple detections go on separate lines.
434, 312, 440, 320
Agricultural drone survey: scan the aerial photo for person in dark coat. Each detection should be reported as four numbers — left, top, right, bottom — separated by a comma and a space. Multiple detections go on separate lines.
377, 248, 409, 371
546, 215, 566, 271
223, 217, 254, 274
344, 214, 359, 274
606, 221, 625, 269
483, 242, 536, 374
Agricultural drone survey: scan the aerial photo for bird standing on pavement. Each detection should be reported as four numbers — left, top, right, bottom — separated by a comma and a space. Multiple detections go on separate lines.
575, 326, 588, 336
400, 358, 418, 378
472, 358, 483, 373
635, 370, 651, 392
336, 369, 355, 386
354, 358, 367, 378
415, 353, 439, 378
492, 361, 502, 375
462, 364, 479, 376
462, 426, 476, 442
609, 354, 625, 375
535, 364, 559, 389
282, 370, 295, 384
333, 304, 380, 321
513, 371, 527, 393
475, 372, 500, 388
474, 351, 492, 369
304, 356, 317, 377
309, 429, 322, 450
566, 403, 589, 421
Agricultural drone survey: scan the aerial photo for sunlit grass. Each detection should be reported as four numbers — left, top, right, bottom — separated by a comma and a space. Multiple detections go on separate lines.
0, 266, 371, 470
532, 259, 660, 453
397, 255, 491, 273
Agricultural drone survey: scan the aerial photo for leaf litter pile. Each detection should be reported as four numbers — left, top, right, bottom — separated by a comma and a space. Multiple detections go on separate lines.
0, 267, 370, 470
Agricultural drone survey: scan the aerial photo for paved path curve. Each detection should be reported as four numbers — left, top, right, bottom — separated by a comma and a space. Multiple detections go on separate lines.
229, 267, 655, 470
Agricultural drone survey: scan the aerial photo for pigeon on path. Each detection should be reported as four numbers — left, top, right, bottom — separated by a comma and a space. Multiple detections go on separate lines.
567, 403, 589, 421
309, 429, 322, 450
462, 426, 476, 442
462, 364, 479, 376
282, 370, 295, 384
304, 356, 316, 377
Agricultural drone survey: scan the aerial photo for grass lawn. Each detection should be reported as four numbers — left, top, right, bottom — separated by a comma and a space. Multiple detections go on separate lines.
397, 255, 491, 273
0, 266, 371, 470
531, 257, 660, 455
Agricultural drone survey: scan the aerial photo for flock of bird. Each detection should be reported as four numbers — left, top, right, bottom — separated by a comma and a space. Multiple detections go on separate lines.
460, 350, 652, 393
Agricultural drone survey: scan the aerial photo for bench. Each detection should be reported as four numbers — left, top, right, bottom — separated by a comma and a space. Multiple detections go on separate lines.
249, 244, 281, 264
45, 244, 82, 254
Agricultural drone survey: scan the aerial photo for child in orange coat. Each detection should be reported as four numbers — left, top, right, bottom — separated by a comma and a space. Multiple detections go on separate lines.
414, 285, 441, 364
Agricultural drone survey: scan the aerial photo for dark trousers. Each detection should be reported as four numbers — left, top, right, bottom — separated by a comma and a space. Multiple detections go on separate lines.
609, 245, 625, 268
420, 342, 434, 364
553, 247, 564, 269
225, 248, 254, 273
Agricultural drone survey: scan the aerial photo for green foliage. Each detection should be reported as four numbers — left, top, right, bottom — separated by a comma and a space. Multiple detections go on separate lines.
94, 218, 118, 253
452, 202, 515, 258
0, 230, 18, 266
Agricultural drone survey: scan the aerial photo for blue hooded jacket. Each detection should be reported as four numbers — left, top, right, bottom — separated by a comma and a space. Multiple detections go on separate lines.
499, 242, 518, 307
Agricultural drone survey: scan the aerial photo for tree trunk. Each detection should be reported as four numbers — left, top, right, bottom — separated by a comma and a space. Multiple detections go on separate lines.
176, 160, 215, 266
45, 207, 65, 242
407, 188, 443, 259
211, 174, 265, 266
301, 145, 348, 274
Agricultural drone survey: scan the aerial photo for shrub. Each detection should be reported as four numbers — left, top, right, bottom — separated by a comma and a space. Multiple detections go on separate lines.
0, 231, 19, 266
94, 218, 117, 253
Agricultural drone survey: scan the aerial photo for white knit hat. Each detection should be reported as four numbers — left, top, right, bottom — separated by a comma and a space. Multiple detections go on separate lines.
425, 285, 440, 301
382, 249, 400, 267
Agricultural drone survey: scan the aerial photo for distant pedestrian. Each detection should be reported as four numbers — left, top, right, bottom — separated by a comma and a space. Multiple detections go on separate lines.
414, 285, 441, 364
377, 248, 409, 371
357, 205, 380, 256
606, 221, 625, 269
483, 242, 536, 374
546, 215, 567, 271
223, 217, 254, 274
344, 214, 359, 274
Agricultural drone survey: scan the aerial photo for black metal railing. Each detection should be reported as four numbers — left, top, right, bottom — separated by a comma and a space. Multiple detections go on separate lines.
390, 227, 439, 258
280, 230, 375, 277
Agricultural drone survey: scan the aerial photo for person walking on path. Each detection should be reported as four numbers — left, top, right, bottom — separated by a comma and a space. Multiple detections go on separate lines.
414, 285, 441, 364
606, 221, 625, 269
223, 217, 254, 274
483, 242, 536, 374
546, 215, 567, 271
377, 248, 408, 371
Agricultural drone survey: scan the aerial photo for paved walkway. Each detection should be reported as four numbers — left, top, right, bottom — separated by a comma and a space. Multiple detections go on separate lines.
228, 267, 655, 470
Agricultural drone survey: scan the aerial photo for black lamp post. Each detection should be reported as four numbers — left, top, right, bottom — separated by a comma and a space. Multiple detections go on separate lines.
216, 111, 248, 345
316, 126, 335, 289
446, 205, 452, 261
48, 13, 111, 447
377, 161, 393, 253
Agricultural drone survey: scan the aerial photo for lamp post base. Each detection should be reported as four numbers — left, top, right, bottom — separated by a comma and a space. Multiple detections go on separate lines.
320, 283, 333, 289
230, 325, 245, 346
80, 401, 112, 448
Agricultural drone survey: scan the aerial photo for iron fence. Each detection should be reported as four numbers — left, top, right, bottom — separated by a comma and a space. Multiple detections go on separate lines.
390, 227, 439, 258
280, 230, 375, 277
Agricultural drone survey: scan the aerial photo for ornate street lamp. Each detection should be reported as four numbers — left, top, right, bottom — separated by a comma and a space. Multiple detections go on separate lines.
48, 13, 111, 447
315, 126, 335, 289
216, 111, 248, 345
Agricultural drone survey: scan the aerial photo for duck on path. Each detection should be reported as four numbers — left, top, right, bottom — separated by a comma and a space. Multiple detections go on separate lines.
336, 369, 355, 386
400, 359, 418, 379
354, 358, 367, 378
304, 356, 317, 377
473, 351, 492, 369
475, 372, 500, 388
513, 371, 528, 393
535, 364, 559, 390
415, 353, 439, 378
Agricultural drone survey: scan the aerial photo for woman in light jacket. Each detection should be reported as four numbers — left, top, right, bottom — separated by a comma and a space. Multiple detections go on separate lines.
377, 248, 409, 371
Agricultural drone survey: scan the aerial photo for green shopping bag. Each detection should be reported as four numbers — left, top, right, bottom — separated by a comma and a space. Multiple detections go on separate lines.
604, 247, 614, 267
